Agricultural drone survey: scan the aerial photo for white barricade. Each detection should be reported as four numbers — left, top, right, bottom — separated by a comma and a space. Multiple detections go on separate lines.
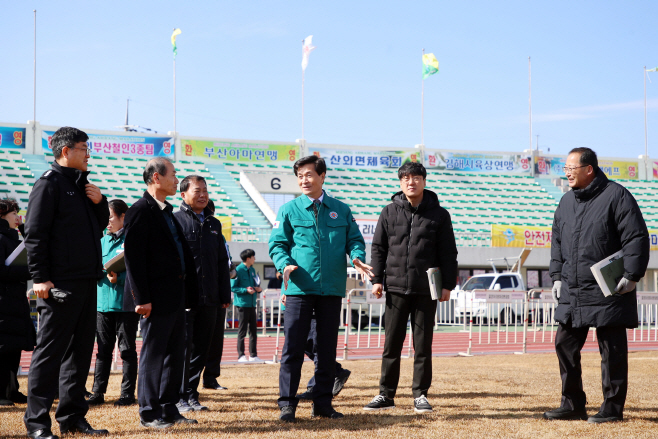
634, 291, 658, 342
458, 290, 528, 356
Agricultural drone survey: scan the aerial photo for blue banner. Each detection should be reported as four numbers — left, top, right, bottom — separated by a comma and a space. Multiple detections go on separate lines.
0, 126, 26, 149
42, 130, 174, 158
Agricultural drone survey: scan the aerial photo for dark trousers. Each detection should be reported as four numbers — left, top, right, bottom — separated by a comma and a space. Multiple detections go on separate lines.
237, 306, 257, 358
380, 292, 437, 399
24, 279, 97, 432
137, 306, 186, 422
203, 307, 226, 386
91, 311, 139, 397
0, 350, 21, 399
181, 306, 217, 400
555, 322, 629, 417
305, 317, 344, 389
279, 295, 341, 409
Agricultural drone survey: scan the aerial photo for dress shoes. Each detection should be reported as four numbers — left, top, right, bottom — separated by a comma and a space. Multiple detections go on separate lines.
203, 382, 228, 390
588, 411, 623, 423
27, 429, 59, 439
542, 407, 588, 421
140, 418, 174, 429
59, 418, 109, 435
311, 404, 344, 419
163, 413, 198, 425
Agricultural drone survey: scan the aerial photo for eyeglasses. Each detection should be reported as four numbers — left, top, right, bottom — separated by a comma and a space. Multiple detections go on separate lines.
400, 176, 424, 183
562, 165, 588, 173
68, 146, 92, 155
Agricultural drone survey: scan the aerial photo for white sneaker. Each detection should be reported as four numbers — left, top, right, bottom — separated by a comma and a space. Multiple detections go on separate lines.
238, 355, 248, 362
249, 356, 263, 363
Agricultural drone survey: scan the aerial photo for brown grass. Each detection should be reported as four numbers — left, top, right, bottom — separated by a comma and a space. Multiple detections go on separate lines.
2, 351, 658, 438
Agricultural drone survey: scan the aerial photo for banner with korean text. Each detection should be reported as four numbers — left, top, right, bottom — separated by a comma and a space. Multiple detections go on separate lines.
0, 126, 26, 149
182, 139, 299, 163
537, 156, 638, 180
491, 224, 552, 248
355, 218, 378, 243
312, 147, 420, 169
425, 151, 531, 173
42, 130, 174, 158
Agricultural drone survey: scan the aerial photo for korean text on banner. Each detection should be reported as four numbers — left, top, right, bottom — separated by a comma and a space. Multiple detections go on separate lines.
0, 126, 26, 149
599, 160, 638, 180
183, 139, 299, 163
355, 219, 377, 244
216, 215, 232, 242
491, 224, 552, 248
312, 147, 420, 169
42, 131, 174, 158
425, 151, 531, 173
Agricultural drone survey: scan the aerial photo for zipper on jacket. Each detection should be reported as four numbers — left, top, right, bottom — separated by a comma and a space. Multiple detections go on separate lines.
405, 211, 415, 292
313, 202, 323, 292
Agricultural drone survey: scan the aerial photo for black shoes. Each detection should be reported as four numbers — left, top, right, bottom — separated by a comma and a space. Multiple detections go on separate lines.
363, 395, 396, 411
414, 395, 433, 413
203, 382, 228, 390
543, 407, 588, 421
10, 390, 28, 403
27, 429, 58, 439
114, 395, 136, 406
0, 398, 14, 406
588, 411, 623, 423
333, 369, 351, 397
279, 405, 296, 422
140, 418, 174, 429
59, 418, 109, 435
297, 388, 313, 400
87, 393, 104, 405
164, 413, 198, 424
311, 404, 344, 419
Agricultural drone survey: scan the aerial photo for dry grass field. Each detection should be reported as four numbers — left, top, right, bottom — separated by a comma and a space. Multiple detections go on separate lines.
2, 350, 658, 438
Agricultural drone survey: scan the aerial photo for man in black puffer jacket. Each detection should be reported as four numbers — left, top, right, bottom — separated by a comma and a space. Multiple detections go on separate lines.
364, 162, 458, 414
543, 147, 649, 424
24, 127, 110, 438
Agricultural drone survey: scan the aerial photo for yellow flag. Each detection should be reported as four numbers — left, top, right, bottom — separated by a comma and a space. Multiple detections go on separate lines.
171, 29, 182, 58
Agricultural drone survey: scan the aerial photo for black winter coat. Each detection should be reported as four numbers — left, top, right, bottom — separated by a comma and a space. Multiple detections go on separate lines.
550, 169, 650, 328
123, 192, 199, 315
174, 202, 231, 307
25, 163, 109, 283
0, 219, 36, 352
371, 189, 458, 295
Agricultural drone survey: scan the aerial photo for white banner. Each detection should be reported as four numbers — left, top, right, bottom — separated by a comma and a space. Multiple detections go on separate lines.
473, 291, 527, 303
355, 218, 378, 244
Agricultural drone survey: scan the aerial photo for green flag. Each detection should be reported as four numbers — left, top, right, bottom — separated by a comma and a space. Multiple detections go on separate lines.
422, 53, 439, 79
171, 28, 182, 59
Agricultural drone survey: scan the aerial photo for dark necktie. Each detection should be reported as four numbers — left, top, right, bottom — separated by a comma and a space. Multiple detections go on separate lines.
312, 199, 321, 219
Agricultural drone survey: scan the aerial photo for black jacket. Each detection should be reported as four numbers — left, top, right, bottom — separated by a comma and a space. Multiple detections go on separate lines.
25, 163, 109, 283
550, 169, 650, 328
123, 191, 199, 315
174, 202, 231, 307
371, 189, 458, 295
0, 219, 36, 352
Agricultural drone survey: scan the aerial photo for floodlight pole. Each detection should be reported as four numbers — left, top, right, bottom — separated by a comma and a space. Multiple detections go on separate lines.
33, 10, 37, 151
421, 48, 425, 146
645, 66, 648, 161
529, 57, 532, 151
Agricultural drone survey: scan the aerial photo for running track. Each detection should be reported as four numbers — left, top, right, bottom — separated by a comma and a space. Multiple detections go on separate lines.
18, 328, 658, 372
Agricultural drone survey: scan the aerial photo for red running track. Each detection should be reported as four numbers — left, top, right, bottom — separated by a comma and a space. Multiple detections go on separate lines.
18, 329, 658, 372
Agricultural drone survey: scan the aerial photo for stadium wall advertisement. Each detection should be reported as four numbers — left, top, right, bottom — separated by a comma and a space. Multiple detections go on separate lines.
0, 126, 26, 149
182, 138, 299, 163
536, 155, 639, 180
311, 147, 420, 169
42, 130, 174, 158
491, 224, 552, 248
425, 151, 532, 173
355, 218, 378, 244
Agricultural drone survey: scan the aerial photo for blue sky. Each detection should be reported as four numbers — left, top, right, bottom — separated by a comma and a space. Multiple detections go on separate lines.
3, 1, 658, 158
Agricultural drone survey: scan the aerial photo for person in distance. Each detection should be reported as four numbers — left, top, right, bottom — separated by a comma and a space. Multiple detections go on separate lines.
232, 249, 263, 363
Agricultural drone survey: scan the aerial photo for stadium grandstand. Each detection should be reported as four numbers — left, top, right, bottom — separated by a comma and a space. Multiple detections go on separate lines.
2, 121, 658, 291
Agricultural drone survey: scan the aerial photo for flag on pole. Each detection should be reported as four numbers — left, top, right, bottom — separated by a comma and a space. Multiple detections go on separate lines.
302, 35, 316, 71
648, 67, 658, 72
171, 28, 182, 59
422, 53, 439, 79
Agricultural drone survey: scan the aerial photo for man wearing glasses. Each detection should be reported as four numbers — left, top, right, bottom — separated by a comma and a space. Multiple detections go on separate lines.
365, 162, 458, 414
543, 147, 649, 423
24, 127, 110, 438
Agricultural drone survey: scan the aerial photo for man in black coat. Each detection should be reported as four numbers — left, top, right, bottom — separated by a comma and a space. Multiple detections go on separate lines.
123, 158, 199, 429
543, 147, 649, 423
23, 127, 110, 439
173, 175, 231, 412
364, 162, 458, 414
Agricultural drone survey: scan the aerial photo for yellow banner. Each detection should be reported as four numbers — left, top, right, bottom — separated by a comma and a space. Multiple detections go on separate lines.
599, 160, 638, 180
649, 230, 658, 251
216, 215, 232, 242
491, 224, 552, 248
